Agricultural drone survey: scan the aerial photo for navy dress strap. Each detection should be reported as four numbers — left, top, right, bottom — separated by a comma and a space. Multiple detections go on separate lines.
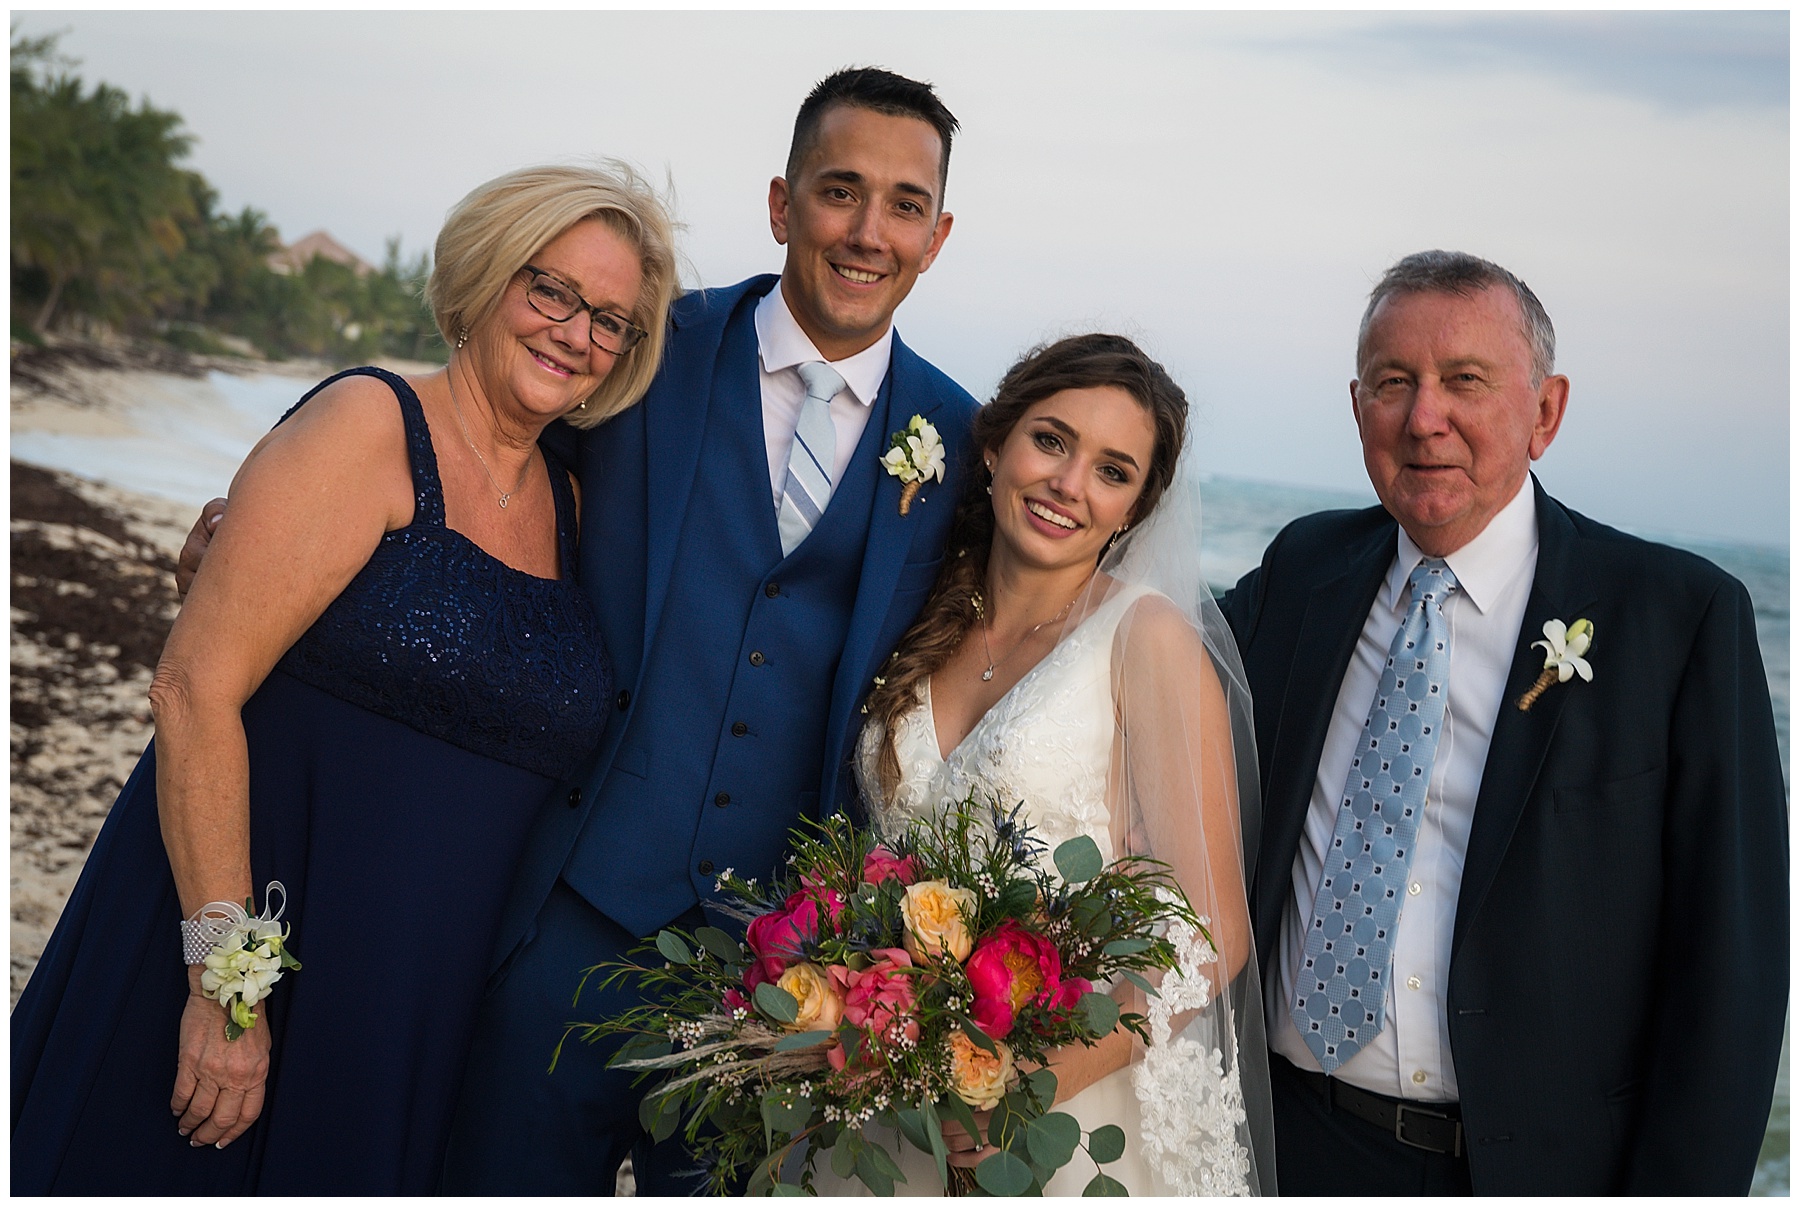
541, 445, 581, 583
277, 366, 446, 529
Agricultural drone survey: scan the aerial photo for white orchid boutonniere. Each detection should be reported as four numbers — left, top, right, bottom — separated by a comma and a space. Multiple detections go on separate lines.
881, 414, 945, 515
1517, 617, 1594, 711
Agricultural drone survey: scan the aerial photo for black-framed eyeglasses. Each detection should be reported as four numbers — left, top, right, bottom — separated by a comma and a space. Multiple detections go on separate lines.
519, 265, 648, 355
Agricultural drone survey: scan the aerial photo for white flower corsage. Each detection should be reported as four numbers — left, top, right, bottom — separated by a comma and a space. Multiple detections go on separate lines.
1517, 617, 1594, 711
182, 882, 301, 1040
881, 414, 946, 515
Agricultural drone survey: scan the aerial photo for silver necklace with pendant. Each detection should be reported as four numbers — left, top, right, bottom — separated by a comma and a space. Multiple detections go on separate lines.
972, 570, 1095, 681
447, 369, 531, 509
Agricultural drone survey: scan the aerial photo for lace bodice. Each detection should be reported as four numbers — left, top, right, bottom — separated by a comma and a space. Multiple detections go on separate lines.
857, 584, 1146, 856
274, 368, 611, 781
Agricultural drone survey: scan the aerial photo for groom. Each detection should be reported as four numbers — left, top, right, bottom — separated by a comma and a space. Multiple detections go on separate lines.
439, 69, 981, 1193
1221, 250, 1787, 1194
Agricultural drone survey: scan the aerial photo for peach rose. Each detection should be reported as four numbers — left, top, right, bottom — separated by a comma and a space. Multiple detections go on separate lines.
776, 961, 845, 1032
900, 880, 977, 964
948, 1029, 1016, 1111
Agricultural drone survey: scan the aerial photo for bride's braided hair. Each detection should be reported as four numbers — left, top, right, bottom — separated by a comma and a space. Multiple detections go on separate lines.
864, 333, 1189, 796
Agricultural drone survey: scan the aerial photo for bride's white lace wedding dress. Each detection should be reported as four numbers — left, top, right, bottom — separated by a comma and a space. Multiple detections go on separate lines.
819, 583, 1256, 1196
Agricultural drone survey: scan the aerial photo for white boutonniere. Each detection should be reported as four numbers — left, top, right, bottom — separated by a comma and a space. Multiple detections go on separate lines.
881, 414, 945, 515
1517, 617, 1594, 711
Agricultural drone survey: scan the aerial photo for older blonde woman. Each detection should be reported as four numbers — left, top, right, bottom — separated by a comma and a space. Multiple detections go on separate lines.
11, 163, 679, 1195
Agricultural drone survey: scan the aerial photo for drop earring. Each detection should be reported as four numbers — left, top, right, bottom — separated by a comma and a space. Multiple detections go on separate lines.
456, 327, 469, 350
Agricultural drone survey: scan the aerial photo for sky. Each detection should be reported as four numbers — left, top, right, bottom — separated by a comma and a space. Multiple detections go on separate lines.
15, 9, 1790, 547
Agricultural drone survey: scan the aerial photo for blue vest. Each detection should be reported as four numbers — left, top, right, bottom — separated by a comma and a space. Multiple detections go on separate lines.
562, 289, 885, 931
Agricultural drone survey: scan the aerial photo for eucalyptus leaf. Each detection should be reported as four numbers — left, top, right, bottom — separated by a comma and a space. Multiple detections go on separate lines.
830, 1133, 862, 1178
1077, 991, 1121, 1038
614, 1033, 672, 1067
1025, 1067, 1059, 1107
694, 925, 743, 962
754, 982, 800, 1025
854, 1149, 895, 1196
975, 1149, 1036, 1196
1072, 896, 1109, 933
1119, 969, 1158, 998
997, 878, 1039, 915
1084, 1172, 1128, 1196
650, 1093, 682, 1144
1087, 1124, 1127, 1164
959, 1016, 999, 1055
1026, 1112, 1082, 1170
1053, 835, 1104, 884
654, 930, 694, 965
896, 1107, 934, 1154
761, 1088, 812, 1137
865, 1140, 907, 1183
1101, 937, 1153, 957
769, 1184, 807, 1196
772, 1029, 834, 1052
922, 1097, 950, 1190
937, 1091, 982, 1147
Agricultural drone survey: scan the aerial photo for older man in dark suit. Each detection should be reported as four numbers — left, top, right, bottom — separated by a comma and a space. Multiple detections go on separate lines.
1222, 250, 1786, 1194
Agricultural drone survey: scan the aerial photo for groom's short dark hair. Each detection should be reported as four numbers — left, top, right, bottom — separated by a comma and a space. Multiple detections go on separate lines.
786, 67, 959, 202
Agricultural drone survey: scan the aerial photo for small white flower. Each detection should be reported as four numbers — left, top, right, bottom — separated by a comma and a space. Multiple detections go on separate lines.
1532, 617, 1594, 684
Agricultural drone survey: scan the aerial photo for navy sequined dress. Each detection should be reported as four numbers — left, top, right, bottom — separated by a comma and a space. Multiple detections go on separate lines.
11, 368, 611, 1194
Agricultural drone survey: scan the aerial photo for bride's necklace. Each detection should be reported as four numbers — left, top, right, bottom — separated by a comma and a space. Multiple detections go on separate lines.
446, 370, 532, 510
971, 570, 1096, 683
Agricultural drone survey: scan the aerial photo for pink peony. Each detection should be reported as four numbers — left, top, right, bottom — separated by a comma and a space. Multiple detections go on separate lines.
1050, 975, 1093, 1013
861, 846, 920, 886
744, 889, 844, 968
965, 921, 1065, 1038
828, 948, 921, 1063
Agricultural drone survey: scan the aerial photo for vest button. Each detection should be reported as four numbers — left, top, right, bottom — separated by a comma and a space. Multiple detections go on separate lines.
566, 787, 582, 809
616, 689, 631, 711
731, 722, 748, 737
698, 859, 715, 876
765, 581, 781, 598
715, 792, 731, 807
748, 651, 766, 667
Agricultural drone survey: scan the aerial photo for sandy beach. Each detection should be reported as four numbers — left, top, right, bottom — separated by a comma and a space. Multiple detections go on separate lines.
8, 342, 327, 1003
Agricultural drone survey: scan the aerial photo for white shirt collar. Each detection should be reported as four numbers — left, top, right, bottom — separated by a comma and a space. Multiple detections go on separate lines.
754, 279, 893, 408
1386, 478, 1539, 615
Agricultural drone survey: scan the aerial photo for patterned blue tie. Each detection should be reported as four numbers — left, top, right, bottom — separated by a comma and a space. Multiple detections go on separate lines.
777, 361, 845, 557
1292, 558, 1459, 1075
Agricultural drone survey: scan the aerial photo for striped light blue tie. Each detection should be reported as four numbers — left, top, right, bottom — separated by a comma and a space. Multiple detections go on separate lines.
777, 361, 844, 557
1292, 558, 1458, 1075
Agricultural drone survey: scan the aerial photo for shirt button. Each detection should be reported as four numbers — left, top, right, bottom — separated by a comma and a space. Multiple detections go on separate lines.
1412, 1070, 1428, 1085
616, 689, 631, 712
731, 722, 748, 737
566, 788, 582, 809
1409, 881, 1422, 896
714, 792, 731, 807
765, 582, 781, 598
698, 859, 715, 876
749, 651, 766, 667
1407, 975, 1422, 991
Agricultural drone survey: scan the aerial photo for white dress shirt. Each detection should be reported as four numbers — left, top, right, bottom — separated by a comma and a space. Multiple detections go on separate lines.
753, 281, 892, 510
1268, 481, 1539, 1101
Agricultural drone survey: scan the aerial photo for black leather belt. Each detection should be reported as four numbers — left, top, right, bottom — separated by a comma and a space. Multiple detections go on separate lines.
1286, 1060, 1464, 1157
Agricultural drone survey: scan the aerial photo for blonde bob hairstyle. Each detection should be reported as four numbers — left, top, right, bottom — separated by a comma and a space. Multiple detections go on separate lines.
425, 161, 680, 428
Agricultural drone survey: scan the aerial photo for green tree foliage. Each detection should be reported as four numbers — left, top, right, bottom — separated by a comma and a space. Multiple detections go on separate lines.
11, 30, 441, 363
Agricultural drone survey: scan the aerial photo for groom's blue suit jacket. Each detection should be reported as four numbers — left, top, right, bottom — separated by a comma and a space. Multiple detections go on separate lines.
491, 275, 978, 964
1223, 477, 1788, 1194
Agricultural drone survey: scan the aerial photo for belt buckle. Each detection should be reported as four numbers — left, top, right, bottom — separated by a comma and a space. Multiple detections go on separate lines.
1394, 1103, 1462, 1157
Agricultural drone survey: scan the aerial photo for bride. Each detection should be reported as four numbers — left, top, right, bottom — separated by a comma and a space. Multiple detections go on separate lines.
829, 334, 1275, 1195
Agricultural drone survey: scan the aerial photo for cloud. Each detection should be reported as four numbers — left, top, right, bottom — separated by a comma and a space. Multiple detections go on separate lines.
1244, 11, 1788, 112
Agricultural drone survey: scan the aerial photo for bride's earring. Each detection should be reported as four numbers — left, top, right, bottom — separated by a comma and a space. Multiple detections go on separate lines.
1105, 522, 1130, 553
985, 459, 994, 496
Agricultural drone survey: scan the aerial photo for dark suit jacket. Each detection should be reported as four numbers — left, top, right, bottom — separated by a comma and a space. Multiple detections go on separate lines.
1221, 477, 1787, 1194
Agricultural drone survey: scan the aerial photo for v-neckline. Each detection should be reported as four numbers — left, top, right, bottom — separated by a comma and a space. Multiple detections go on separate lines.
923, 587, 1137, 763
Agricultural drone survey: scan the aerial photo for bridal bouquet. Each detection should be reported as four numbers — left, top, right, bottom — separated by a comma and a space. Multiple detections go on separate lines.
565, 796, 1209, 1196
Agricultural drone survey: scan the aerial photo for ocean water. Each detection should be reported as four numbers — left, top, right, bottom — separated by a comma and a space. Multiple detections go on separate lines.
11, 369, 1790, 1192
